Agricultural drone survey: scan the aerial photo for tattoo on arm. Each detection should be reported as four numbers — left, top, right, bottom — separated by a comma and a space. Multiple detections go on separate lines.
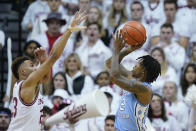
110, 75, 149, 94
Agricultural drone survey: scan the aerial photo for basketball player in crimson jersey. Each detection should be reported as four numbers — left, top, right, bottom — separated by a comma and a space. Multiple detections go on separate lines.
7, 11, 87, 131
106, 30, 161, 131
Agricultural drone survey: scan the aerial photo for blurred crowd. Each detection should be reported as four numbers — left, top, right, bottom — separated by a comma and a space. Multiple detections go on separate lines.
0, 0, 196, 131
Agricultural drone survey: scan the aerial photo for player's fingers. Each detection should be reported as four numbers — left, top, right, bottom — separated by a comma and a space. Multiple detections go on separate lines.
79, 15, 88, 23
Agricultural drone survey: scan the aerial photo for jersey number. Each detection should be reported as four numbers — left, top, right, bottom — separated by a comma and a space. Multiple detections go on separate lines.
13, 97, 18, 117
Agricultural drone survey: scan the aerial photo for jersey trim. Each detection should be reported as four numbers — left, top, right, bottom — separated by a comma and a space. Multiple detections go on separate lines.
18, 81, 39, 106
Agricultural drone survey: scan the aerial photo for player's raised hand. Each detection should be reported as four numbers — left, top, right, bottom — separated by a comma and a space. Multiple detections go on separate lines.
34, 47, 47, 63
112, 29, 127, 53
68, 10, 88, 32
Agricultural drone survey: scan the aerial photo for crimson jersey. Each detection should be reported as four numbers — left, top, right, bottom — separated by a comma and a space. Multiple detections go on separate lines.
8, 81, 44, 131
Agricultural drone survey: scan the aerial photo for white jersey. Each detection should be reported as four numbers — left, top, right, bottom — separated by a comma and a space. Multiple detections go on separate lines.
8, 81, 44, 131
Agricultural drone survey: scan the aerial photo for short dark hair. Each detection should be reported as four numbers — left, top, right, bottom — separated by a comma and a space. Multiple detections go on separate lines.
161, 23, 174, 32
0, 107, 11, 118
148, 93, 168, 122
137, 55, 161, 83
87, 22, 102, 32
131, 1, 144, 11
164, 0, 178, 10
105, 115, 115, 122
11, 56, 31, 79
43, 106, 52, 116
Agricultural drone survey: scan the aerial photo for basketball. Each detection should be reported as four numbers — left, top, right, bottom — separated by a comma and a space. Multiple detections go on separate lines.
122, 21, 146, 46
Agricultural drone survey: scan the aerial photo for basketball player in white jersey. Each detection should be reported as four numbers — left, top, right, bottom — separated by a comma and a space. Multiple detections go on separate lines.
7, 11, 87, 131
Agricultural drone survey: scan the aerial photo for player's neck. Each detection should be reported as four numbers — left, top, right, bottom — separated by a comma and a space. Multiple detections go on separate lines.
68, 70, 78, 77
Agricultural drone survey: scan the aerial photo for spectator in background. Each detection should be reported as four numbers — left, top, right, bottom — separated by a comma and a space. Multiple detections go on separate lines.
51, 89, 69, 114
33, 12, 73, 76
120, 1, 149, 71
152, 23, 185, 74
0, 107, 11, 131
85, 6, 110, 46
64, 53, 94, 101
150, 0, 190, 48
103, 0, 128, 38
0, 30, 5, 49
79, 0, 91, 12
186, 43, 196, 64
104, 115, 116, 131
163, 81, 189, 130
43, 72, 71, 108
129, 1, 151, 51
41, 106, 53, 131
150, 47, 177, 95
21, 0, 50, 36
148, 94, 181, 131
143, 0, 165, 28
180, 63, 196, 96
75, 22, 112, 78
31, 0, 70, 39
24, 40, 41, 65
50, 72, 70, 96
91, 0, 112, 13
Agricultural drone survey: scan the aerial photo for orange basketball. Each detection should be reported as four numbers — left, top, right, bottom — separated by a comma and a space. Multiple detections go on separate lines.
122, 21, 146, 46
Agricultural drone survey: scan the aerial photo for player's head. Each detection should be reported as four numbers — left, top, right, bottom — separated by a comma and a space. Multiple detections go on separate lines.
164, 0, 177, 22
87, 22, 101, 42
104, 115, 116, 131
11, 56, 36, 80
24, 40, 41, 59
132, 55, 161, 83
130, 1, 144, 21
0, 107, 11, 130
160, 23, 174, 42
148, 94, 168, 122
163, 81, 178, 101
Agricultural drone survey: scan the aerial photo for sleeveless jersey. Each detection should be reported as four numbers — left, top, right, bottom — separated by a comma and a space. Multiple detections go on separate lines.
115, 80, 151, 131
8, 81, 44, 131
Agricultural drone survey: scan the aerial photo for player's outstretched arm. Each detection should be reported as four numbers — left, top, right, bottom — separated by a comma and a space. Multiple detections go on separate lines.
110, 30, 151, 105
21, 10, 87, 103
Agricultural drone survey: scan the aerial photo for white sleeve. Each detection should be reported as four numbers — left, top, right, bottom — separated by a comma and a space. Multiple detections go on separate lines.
177, 102, 189, 130
0, 30, 5, 47
165, 45, 185, 71
21, 4, 33, 30
188, 107, 196, 131
151, 24, 161, 37
169, 116, 182, 131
